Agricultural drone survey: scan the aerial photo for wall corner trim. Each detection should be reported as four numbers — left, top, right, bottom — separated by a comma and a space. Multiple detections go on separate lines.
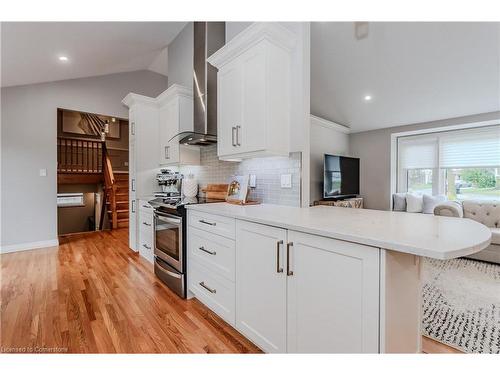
310, 114, 350, 134
1, 239, 59, 254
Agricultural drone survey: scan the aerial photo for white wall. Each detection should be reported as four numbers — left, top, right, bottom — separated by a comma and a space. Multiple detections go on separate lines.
309, 116, 350, 203
1, 70, 168, 250
167, 22, 193, 89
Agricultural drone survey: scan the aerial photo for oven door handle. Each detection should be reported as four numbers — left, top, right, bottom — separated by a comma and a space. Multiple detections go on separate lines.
154, 211, 181, 225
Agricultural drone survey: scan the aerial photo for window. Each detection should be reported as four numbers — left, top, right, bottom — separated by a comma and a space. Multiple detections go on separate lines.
397, 125, 500, 201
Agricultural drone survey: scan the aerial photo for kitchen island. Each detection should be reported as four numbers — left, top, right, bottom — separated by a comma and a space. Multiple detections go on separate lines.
185, 203, 491, 353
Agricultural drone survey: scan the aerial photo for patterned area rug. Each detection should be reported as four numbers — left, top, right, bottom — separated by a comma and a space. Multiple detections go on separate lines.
422, 257, 500, 353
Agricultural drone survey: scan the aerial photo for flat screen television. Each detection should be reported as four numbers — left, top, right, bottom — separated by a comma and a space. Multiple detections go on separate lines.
323, 154, 360, 199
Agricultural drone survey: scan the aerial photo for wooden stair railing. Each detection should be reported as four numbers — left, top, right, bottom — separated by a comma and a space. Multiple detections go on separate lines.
102, 143, 119, 229
57, 137, 103, 173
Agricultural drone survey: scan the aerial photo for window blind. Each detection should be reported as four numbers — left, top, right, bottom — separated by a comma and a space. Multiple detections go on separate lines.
439, 126, 500, 168
398, 136, 438, 169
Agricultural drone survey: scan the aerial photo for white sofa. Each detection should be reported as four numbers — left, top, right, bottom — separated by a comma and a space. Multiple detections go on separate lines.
434, 200, 500, 264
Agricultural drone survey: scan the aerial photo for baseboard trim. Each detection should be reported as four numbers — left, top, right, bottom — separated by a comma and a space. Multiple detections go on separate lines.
1, 239, 59, 254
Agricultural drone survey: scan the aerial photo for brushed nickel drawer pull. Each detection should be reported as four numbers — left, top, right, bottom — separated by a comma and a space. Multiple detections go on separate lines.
142, 221, 151, 226
199, 219, 216, 226
142, 205, 150, 209
199, 281, 216, 294
143, 244, 151, 250
199, 246, 216, 255
276, 240, 283, 273
286, 242, 294, 276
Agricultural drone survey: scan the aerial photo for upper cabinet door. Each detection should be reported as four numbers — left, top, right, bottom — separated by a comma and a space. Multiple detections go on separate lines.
238, 46, 267, 154
208, 23, 295, 160
235, 220, 287, 353
217, 62, 242, 158
159, 98, 180, 165
286, 231, 380, 353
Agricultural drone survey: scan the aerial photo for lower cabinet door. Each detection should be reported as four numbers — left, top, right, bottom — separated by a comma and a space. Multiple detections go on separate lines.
286, 230, 380, 353
235, 220, 287, 353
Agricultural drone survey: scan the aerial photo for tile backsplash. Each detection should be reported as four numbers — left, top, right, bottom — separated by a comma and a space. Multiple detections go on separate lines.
180, 145, 301, 207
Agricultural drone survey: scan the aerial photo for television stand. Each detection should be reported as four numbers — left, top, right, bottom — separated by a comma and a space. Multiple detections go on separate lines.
313, 197, 364, 209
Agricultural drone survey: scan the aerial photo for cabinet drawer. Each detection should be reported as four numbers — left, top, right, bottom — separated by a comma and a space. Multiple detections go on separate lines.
188, 227, 235, 282
138, 232, 153, 263
188, 211, 235, 239
139, 200, 153, 213
139, 210, 153, 229
189, 260, 235, 326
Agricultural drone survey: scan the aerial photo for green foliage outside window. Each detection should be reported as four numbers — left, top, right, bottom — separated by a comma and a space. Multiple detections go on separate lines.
461, 169, 496, 188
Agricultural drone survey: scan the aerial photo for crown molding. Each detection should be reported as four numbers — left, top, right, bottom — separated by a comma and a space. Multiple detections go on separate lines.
156, 84, 193, 105
310, 115, 351, 134
121, 92, 157, 108
208, 22, 297, 69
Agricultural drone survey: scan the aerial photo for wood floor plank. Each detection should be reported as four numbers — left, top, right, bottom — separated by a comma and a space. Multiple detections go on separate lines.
1, 229, 261, 354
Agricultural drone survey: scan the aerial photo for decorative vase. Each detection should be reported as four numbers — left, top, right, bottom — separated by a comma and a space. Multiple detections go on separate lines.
182, 175, 198, 198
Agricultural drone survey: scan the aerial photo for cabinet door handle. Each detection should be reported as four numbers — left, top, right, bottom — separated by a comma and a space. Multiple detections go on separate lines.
142, 205, 150, 209
199, 281, 216, 294
142, 221, 151, 226
143, 244, 151, 250
165, 146, 170, 159
131, 178, 136, 192
236, 125, 241, 146
286, 242, 294, 276
199, 219, 216, 226
231, 126, 236, 147
276, 240, 283, 273
199, 246, 216, 256
131, 122, 135, 135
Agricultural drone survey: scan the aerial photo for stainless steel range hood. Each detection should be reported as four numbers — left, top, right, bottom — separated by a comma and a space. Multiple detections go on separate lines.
178, 22, 225, 146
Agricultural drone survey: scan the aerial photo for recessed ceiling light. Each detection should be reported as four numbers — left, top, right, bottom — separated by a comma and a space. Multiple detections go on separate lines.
364, 95, 372, 101
58, 56, 69, 62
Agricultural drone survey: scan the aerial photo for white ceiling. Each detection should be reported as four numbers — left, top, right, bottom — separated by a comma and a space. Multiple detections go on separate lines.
311, 22, 500, 133
1, 22, 186, 87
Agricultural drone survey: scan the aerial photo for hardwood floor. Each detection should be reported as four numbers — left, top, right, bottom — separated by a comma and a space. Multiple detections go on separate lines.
0, 229, 261, 353
1, 229, 464, 354
422, 336, 463, 354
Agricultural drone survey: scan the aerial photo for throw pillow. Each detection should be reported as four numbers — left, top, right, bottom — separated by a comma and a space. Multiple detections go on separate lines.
392, 193, 407, 211
406, 193, 423, 213
422, 194, 447, 214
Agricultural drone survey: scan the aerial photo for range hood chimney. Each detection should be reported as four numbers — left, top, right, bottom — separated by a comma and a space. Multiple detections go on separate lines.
178, 22, 225, 146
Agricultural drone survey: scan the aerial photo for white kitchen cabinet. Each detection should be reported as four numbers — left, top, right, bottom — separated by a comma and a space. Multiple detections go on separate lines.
157, 84, 200, 166
138, 200, 154, 264
235, 220, 287, 353
208, 23, 296, 160
286, 230, 380, 353
122, 94, 159, 252
234, 219, 380, 353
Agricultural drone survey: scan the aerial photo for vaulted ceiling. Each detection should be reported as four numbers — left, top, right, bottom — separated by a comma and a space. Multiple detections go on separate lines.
1, 22, 186, 87
311, 22, 500, 132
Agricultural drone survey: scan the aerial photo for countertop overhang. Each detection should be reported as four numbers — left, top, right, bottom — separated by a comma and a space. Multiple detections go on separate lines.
187, 203, 491, 259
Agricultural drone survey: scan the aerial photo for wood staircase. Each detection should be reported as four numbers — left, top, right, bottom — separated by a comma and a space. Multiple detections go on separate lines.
103, 148, 129, 229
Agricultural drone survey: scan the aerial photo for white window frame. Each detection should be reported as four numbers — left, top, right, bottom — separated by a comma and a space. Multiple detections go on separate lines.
390, 119, 500, 209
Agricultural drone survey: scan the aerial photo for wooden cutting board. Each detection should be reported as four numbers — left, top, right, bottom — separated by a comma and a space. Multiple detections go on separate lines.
202, 184, 228, 200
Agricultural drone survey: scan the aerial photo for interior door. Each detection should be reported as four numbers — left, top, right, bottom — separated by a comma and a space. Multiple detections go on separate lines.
235, 220, 287, 353
217, 62, 241, 157
286, 230, 380, 353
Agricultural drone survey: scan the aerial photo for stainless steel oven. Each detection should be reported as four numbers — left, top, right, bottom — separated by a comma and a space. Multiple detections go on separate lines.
153, 210, 185, 297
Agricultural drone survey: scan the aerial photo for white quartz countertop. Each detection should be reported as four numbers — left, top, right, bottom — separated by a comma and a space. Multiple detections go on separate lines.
187, 203, 491, 260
